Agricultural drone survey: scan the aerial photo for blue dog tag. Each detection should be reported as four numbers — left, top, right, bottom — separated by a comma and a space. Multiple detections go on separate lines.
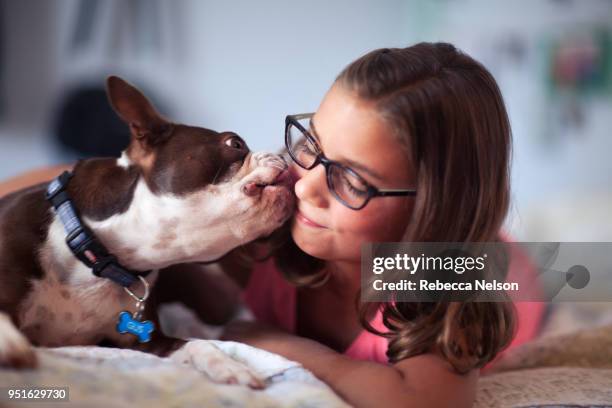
116, 311, 155, 343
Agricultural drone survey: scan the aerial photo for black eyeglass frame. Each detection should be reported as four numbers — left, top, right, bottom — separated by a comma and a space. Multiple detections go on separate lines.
285, 112, 417, 210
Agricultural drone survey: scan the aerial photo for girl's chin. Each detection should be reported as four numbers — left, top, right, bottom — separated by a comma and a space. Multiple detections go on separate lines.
291, 223, 362, 263
291, 221, 332, 259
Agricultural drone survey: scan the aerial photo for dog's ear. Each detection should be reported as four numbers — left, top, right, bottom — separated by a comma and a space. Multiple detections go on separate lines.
106, 76, 173, 145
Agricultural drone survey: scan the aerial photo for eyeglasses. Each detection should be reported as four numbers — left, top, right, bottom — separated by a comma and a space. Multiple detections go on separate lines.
285, 113, 417, 210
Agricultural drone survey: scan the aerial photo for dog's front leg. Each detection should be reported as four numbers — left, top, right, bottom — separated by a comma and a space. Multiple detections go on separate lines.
168, 339, 265, 389
132, 286, 265, 388
0, 311, 38, 368
128, 330, 265, 389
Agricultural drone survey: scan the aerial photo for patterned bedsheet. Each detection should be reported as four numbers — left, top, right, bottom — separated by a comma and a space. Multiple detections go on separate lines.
0, 341, 349, 408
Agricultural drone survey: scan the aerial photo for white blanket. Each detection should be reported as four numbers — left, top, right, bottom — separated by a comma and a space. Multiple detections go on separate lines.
0, 303, 348, 407
0, 341, 349, 408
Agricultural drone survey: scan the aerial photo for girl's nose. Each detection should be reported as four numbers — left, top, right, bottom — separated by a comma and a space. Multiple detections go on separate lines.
292, 163, 328, 208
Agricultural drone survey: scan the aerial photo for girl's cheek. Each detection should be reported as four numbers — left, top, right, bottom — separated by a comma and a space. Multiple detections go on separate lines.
332, 204, 380, 235
336, 202, 407, 241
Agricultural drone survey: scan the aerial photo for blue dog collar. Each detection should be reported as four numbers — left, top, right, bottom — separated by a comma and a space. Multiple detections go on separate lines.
45, 171, 150, 288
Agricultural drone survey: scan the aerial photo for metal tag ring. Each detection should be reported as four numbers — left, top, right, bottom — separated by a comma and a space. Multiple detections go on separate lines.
123, 275, 150, 303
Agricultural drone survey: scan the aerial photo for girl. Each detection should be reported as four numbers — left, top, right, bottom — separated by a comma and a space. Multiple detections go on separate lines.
218, 42, 520, 407
1, 42, 541, 407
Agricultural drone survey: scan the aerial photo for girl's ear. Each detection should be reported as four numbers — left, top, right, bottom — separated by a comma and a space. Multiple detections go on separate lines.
106, 76, 173, 145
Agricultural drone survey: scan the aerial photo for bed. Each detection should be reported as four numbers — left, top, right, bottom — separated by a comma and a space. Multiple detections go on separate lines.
3, 303, 612, 407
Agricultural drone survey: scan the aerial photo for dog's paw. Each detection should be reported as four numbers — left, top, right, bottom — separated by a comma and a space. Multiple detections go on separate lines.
169, 340, 265, 389
199, 352, 266, 389
0, 313, 38, 369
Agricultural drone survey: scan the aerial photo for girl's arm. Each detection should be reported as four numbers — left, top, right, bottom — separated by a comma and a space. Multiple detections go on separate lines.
222, 321, 478, 408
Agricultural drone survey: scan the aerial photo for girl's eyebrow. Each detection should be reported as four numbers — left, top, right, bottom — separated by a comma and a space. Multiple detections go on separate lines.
309, 117, 384, 181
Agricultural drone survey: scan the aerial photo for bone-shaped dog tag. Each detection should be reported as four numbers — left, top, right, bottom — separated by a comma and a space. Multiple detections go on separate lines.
116, 311, 155, 343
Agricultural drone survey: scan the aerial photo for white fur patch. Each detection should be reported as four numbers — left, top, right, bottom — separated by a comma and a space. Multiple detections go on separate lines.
84, 179, 241, 270
169, 340, 265, 388
117, 151, 131, 169
85, 151, 291, 271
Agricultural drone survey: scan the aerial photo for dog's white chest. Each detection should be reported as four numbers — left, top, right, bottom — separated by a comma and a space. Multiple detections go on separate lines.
18, 272, 136, 347
17, 217, 155, 347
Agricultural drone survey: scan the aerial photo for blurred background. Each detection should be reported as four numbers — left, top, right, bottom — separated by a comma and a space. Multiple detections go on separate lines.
0, 0, 610, 241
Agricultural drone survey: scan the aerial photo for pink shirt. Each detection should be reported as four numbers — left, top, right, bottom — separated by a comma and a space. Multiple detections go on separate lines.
242, 249, 546, 366
242, 258, 389, 363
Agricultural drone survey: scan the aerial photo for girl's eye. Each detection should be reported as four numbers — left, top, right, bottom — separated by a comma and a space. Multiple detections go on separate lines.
342, 173, 369, 197
296, 139, 317, 157
225, 136, 245, 149
347, 183, 369, 197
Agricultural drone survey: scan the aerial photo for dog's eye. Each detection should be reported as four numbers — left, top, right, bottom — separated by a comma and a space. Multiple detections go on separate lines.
225, 136, 245, 150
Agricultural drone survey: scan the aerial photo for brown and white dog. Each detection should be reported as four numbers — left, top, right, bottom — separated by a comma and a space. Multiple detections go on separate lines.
0, 76, 294, 387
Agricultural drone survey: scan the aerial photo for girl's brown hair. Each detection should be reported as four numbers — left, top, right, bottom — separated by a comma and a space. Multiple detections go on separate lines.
269, 42, 516, 374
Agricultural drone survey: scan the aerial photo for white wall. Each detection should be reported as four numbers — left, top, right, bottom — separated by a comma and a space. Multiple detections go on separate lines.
0, 0, 409, 176
1, 0, 611, 240
399, 0, 612, 240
